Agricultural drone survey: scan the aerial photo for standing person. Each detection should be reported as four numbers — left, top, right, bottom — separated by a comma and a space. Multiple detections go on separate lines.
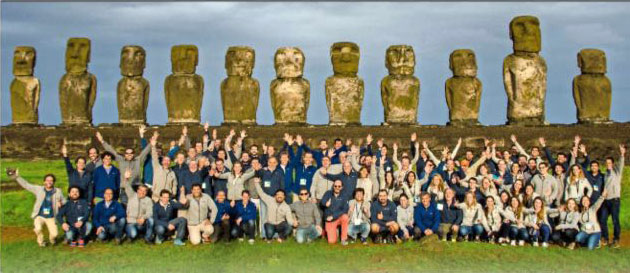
292, 135, 320, 200
96, 130, 151, 205
210, 190, 232, 243
92, 152, 121, 204
153, 189, 187, 246
56, 186, 91, 247
62, 142, 94, 203
321, 180, 350, 245
180, 183, 218, 245
348, 188, 371, 244
254, 178, 294, 243
231, 190, 257, 244
122, 169, 154, 244
291, 188, 322, 244
413, 193, 440, 241
437, 188, 462, 242
370, 190, 399, 244
9, 169, 65, 247
576, 192, 607, 250
150, 136, 178, 202
550, 198, 580, 249
530, 162, 558, 206
600, 145, 625, 248
85, 147, 102, 173
92, 188, 126, 244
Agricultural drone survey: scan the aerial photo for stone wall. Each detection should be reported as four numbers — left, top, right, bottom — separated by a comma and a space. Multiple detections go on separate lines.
2, 123, 629, 160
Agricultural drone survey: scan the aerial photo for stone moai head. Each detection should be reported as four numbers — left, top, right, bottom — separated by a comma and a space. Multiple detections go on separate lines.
225, 46, 255, 77
120, 45, 146, 77
385, 45, 415, 76
13, 46, 36, 76
171, 45, 198, 74
509, 16, 541, 53
65, 37, 91, 74
449, 49, 477, 77
578, 48, 606, 74
274, 47, 304, 78
331, 42, 360, 76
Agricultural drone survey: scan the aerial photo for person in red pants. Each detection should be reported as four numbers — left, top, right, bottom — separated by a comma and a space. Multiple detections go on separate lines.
320, 180, 350, 245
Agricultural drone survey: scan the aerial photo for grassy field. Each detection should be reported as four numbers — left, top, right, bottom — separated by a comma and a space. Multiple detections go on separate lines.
2, 159, 630, 273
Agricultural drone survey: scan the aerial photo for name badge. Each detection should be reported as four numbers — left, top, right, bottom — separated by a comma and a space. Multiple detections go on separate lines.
437, 203, 444, 211
202, 183, 207, 189
300, 179, 307, 186
264, 181, 271, 188
414, 196, 420, 203
42, 208, 51, 215
386, 167, 392, 172
585, 223, 594, 231
593, 186, 599, 192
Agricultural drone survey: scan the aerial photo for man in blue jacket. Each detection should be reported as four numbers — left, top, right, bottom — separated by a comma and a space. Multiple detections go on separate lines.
291, 135, 319, 200
370, 189, 399, 243
62, 143, 93, 203
92, 152, 120, 205
93, 188, 126, 244
321, 161, 357, 201
320, 180, 349, 245
231, 190, 257, 244
153, 189, 187, 246
211, 190, 232, 243
57, 186, 92, 247
413, 193, 441, 240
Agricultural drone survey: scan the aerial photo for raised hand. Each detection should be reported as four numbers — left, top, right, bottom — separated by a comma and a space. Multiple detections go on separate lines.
204, 122, 209, 132
139, 125, 147, 138
296, 135, 304, 146
457, 137, 462, 146
538, 137, 546, 147
95, 131, 104, 143
414, 141, 420, 150
393, 142, 398, 151
283, 133, 290, 143
483, 138, 490, 147
377, 138, 384, 148
240, 130, 247, 139
422, 141, 428, 150
366, 134, 373, 145
621, 144, 626, 156
182, 126, 188, 136
579, 144, 587, 155
61, 139, 68, 157
411, 132, 417, 142
124, 168, 132, 180
345, 138, 352, 146
212, 129, 217, 140
262, 143, 268, 154
229, 129, 236, 137
510, 134, 517, 143
150, 134, 158, 147
351, 145, 359, 155
574, 135, 581, 146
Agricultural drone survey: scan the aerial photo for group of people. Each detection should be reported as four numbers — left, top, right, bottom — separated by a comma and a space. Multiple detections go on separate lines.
10, 125, 625, 250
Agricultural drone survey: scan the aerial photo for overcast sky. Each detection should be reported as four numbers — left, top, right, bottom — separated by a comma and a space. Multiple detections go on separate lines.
2, 2, 629, 126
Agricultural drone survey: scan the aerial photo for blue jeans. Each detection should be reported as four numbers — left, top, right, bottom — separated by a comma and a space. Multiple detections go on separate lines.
231, 219, 256, 240
264, 222, 292, 240
97, 218, 126, 241
528, 224, 551, 243
348, 223, 370, 239
126, 218, 154, 241
509, 226, 529, 241
65, 222, 92, 241
295, 225, 321, 243
460, 224, 484, 238
576, 231, 601, 250
154, 217, 187, 241
600, 198, 620, 241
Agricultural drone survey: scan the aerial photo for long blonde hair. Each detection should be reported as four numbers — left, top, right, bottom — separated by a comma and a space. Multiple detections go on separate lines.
568, 164, 584, 185
429, 175, 445, 192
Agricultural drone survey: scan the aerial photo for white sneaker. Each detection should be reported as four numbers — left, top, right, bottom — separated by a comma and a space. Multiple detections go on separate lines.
510, 240, 516, 246
542, 242, 549, 248
238, 238, 244, 242
519, 240, 525, 246
248, 239, 254, 245
533, 242, 539, 247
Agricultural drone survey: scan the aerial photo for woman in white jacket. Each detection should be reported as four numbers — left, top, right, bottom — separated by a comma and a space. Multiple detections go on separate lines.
564, 164, 593, 202
483, 196, 503, 243
523, 197, 553, 247
456, 192, 487, 241
213, 161, 256, 201
426, 175, 447, 203
575, 191, 607, 250
502, 196, 529, 246
550, 198, 580, 249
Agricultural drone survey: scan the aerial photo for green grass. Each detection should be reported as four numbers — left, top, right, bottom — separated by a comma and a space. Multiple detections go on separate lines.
1, 159, 630, 273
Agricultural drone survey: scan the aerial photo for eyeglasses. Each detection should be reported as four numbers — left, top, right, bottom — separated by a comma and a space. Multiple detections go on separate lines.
333, 185, 342, 188
299, 193, 309, 196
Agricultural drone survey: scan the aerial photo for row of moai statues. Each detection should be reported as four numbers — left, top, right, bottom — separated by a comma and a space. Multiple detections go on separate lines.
10, 16, 613, 127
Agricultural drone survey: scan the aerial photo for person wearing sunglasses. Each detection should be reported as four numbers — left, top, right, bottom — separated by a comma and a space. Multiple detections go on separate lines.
291, 188, 322, 244
321, 180, 350, 245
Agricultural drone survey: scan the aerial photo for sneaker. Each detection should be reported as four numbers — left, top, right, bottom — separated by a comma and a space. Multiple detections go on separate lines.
474, 236, 480, 242
451, 237, 456, 243
238, 238, 244, 242
341, 240, 348, 246
518, 240, 525, 246
611, 240, 620, 249
173, 239, 185, 246
248, 239, 255, 245
155, 238, 163, 245
78, 239, 85, 248
70, 241, 77, 247
277, 238, 284, 243
510, 240, 516, 246
360, 237, 368, 245
567, 242, 576, 250
542, 242, 549, 248
533, 242, 539, 247
38, 242, 46, 247
600, 239, 608, 247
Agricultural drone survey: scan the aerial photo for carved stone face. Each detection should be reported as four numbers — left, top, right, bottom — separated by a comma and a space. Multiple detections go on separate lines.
120, 45, 146, 76
274, 47, 304, 78
331, 42, 360, 76
13, 46, 36, 76
171, 45, 198, 74
385, 45, 415, 76
225, 46, 255, 77
578, 49, 606, 74
65, 38, 91, 73
509, 16, 541, 53
449, 49, 477, 77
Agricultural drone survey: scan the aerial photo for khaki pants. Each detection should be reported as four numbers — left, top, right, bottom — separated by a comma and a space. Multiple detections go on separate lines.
34, 216, 58, 245
188, 223, 214, 245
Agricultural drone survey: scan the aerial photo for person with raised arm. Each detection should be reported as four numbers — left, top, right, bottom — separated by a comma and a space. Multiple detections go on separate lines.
61, 140, 93, 203
92, 152, 121, 204
122, 168, 154, 244
291, 134, 319, 200
254, 175, 294, 243
149, 132, 178, 202
179, 183, 218, 245
600, 144, 625, 248
576, 190, 608, 250
549, 198, 580, 249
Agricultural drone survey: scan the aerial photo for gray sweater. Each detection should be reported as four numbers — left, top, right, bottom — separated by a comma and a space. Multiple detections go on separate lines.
151, 146, 178, 202
16, 177, 66, 219
290, 201, 321, 228
310, 164, 341, 200
123, 176, 154, 224
604, 155, 624, 200
396, 205, 415, 233
184, 193, 218, 226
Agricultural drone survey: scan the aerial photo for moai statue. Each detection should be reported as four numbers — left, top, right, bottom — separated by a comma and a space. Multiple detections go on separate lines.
573, 49, 612, 124
503, 16, 547, 125
117, 45, 149, 125
164, 45, 204, 124
59, 38, 97, 126
10, 46, 40, 125
270, 47, 310, 125
221, 46, 259, 125
381, 45, 420, 125
445, 49, 482, 126
325, 42, 364, 125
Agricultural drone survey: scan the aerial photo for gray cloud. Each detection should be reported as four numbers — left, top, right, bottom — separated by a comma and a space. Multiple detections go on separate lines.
2, 2, 629, 126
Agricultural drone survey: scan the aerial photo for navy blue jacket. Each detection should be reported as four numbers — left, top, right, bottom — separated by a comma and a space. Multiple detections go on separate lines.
64, 156, 94, 202
205, 167, 229, 197
320, 190, 349, 221
324, 171, 358, 200
370, 200, 397, 226
153, 200, 184, 227
414, 202, 441, 233
93, 165, 120, 201
171, 163, 188, 181
56, 199, 90, 225
256, 167, 285, 196
93, 200, 125, 228
178, 169, 203, 195
234, 200, 257, 222
290, 144, 319, 194
439, 199, 463, 225
214, 200, 232, 224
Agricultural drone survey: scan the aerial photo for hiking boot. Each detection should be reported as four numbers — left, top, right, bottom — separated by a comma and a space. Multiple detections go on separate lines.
611, 240, 620, 249
173, 239, 186, 246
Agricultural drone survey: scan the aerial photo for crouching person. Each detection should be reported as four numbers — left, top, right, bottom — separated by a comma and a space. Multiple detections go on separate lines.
321, 180, 350, 245
9, 169, 65, 247
122, 169, 154, 244
180, 183, 218, 245
93, 188, 126, 244
291, 188, 322, 244
211, 190, 232, 243
57, 186, 91, 247
413, 193, 440, 241
232, 190, 257, 244
153, 189, 187, 246
254, 179, 294, 243
348, 188, 371, 244
370, 189, 399, 243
